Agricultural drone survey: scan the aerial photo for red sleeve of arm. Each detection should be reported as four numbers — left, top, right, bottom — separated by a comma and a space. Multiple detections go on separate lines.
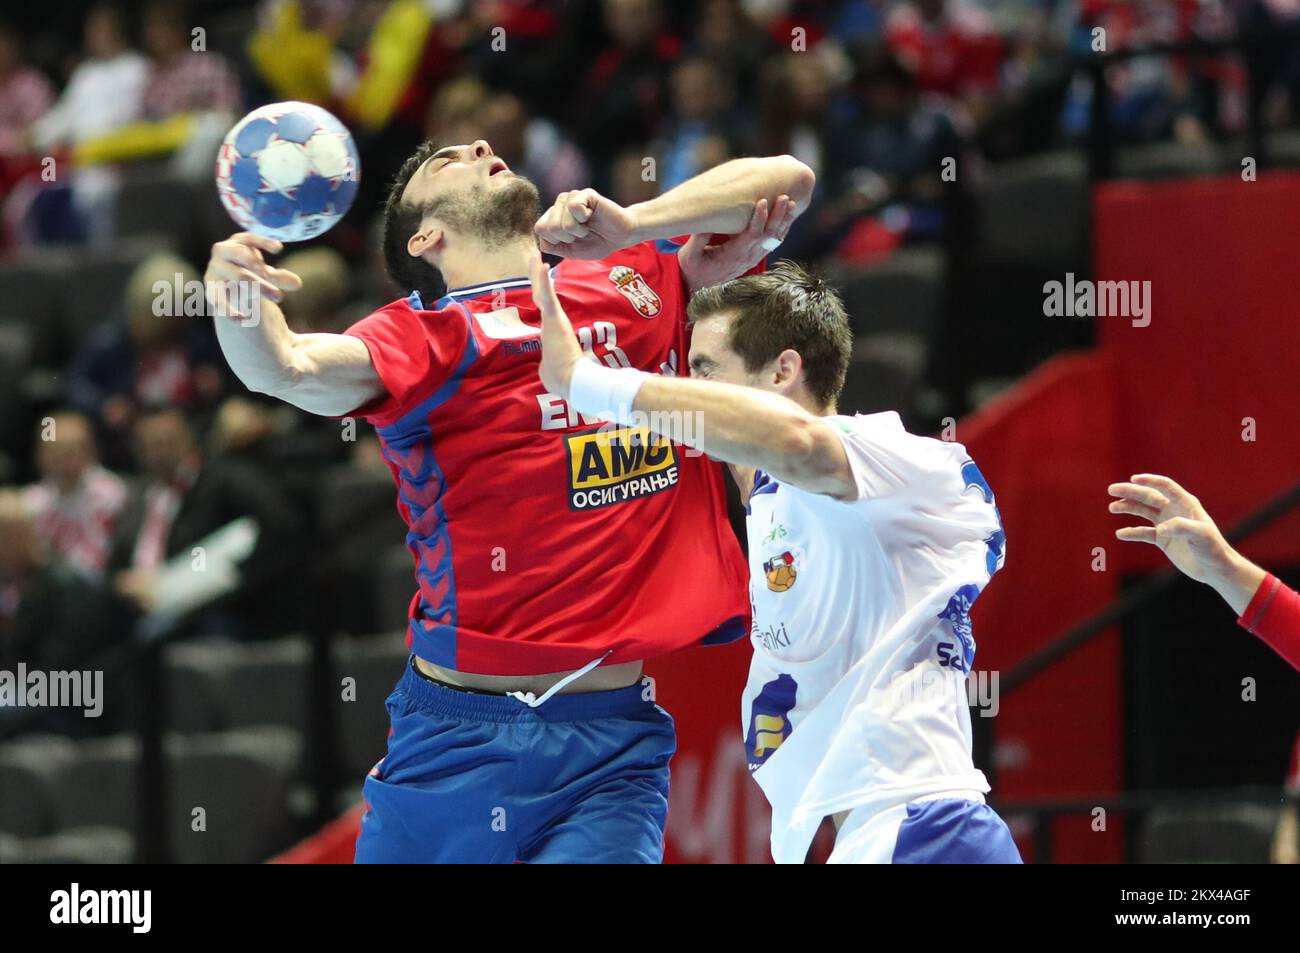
340, 299, 464, 428
1237, 573, 1300, 673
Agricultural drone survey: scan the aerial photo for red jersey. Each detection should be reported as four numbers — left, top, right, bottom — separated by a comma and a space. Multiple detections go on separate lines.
343, 240, 750, 675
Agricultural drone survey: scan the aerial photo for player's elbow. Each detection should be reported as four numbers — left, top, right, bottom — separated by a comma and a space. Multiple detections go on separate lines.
772, 154, 816, 207
773, 415, 855, 498
774, 414, 831, 476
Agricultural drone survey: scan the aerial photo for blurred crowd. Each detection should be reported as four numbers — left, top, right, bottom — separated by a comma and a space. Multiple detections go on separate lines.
4, 0, 1300, 738
4, 1, 1300, 254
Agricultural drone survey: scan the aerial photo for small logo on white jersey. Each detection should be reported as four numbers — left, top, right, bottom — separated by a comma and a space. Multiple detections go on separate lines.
763, 551, 798, 592
608, 265, 661, 318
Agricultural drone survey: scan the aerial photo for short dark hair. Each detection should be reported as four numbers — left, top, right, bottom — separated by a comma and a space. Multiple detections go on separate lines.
382, 141, 444, 302
687, 261, 852, 408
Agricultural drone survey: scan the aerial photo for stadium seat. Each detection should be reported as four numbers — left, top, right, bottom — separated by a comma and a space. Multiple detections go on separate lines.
163, 641, 234, 733
319, 465, 408, 632
114, 170, 202, 255
169, 726, 301, 863
0, 831, 21, 863
372, 545, 416, 635
838, 333, 926, 420
18, 826, 136, 864
973, 151, 1089, 268
0, 255, 68, 365
0, 741, 71, 836
53, 734, 141, 833
333, 633, 409, 780
222, 636, 313, 739
833, 246, 945, 338
59, 237, 178, 341
1113, 141, 1228, 180
1137, 803, 1279, 863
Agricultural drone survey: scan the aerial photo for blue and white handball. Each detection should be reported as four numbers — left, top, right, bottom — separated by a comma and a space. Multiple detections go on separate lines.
215, 101, 361, 242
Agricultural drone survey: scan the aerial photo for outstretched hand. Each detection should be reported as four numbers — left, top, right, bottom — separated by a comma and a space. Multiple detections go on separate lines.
1109, 473, 1265, 612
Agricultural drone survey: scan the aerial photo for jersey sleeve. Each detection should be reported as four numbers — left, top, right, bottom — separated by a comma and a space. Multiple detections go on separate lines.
1237, 573, 1300, 673
826, 413, 940, 508
820, 413, 1004, 561
341, 299, 464, 428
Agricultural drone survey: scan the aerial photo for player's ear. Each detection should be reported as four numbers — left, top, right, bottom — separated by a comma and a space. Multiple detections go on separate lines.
407, 224, 444, 260
772, 348, 803, 390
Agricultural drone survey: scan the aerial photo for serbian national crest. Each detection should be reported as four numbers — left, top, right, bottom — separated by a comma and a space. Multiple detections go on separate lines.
608, 265, 662, 318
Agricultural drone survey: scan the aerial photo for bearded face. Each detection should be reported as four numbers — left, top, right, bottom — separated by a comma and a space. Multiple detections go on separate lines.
429, 174, 541, 249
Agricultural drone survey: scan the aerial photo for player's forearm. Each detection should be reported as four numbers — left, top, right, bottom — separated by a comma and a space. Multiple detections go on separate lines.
628, 156, 815, 241
213, 300, 300, 397
632, 375, 850, 497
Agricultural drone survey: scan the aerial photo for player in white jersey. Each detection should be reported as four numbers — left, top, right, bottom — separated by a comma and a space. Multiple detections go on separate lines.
531, 256, 1020, 863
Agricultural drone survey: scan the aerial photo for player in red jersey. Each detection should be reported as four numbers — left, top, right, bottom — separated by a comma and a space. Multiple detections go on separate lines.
204, 139, 814, 862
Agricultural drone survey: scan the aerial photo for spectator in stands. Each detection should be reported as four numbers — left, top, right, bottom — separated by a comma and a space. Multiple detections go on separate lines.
885, 0, 1003, 131
26, 2, 147, 244
0, 20, 56, 248
755, 49, 834, 180
477, 91, 591, 204
133, 0, 241, 179
575, 0, 679, 185
425, 75, 492, 150
108, 408, 303, 640
1109, 473, 1300, 866
141, 0, 241, 120
247, 0, 351, 107
791, 45, 959, 263
21, 411, 128, 580
654, 55, 745, 190
691, 0, 770, 109
424, 79, 590, 205
608, 145, 661, 209
0, 22, 53, 157
29, 2, 147, 152
0, 488, 124, 736
67, 252, 224, 467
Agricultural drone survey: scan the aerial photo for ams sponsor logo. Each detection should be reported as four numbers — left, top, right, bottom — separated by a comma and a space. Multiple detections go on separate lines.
564, 426, 678, 511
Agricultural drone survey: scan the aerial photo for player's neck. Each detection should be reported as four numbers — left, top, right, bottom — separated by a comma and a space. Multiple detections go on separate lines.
439, 236, 538, 292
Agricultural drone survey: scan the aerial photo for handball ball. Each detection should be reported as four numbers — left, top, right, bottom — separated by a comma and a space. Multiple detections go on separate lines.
215, 101, 360, 242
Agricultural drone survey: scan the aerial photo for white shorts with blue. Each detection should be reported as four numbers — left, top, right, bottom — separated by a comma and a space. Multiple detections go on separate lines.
828, 791, 1022, 864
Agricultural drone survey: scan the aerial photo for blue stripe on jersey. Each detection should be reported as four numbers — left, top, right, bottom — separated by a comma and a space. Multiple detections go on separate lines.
379, 304, 481, 437
376, 304, 480, 669
747, 469, 778, 514
653, 238, 682, 255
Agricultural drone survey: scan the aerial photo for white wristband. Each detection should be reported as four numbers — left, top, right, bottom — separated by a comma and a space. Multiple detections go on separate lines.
568, 359, 649, 426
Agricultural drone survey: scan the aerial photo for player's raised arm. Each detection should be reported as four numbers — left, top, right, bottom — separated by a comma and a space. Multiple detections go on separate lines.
534, 155, 814, 288
205, 232, 385, 417
531, 254, 854, 499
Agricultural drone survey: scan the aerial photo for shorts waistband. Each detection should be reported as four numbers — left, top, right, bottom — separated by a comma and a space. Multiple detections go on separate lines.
395, 657, 655, 723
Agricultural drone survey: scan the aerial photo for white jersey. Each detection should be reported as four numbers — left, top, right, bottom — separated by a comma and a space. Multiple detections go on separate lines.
741, 411, 1006, 864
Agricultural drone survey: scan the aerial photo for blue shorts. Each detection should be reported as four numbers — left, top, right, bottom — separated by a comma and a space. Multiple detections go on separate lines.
354, 658, 676, 864
829, 796, 1023, 864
